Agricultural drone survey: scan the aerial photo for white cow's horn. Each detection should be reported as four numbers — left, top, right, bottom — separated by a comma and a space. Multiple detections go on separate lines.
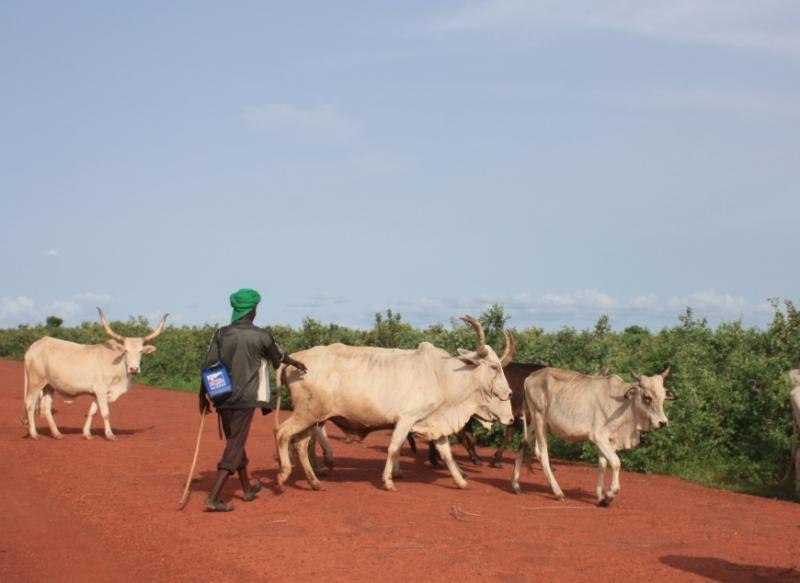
500, 330, 515, 367
97, 307, 125, 342
461, 315, 489, 358
143, 313, 169, 342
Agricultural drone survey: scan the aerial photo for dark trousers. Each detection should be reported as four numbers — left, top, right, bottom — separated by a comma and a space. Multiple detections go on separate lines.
217, 408, 255, 473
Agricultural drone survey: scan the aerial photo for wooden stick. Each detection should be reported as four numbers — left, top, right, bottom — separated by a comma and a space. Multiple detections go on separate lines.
178, 412, 207, 511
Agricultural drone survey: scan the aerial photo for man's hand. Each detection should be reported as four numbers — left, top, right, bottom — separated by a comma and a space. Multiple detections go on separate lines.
199, 392, 213, 415
284, 356, 308, 373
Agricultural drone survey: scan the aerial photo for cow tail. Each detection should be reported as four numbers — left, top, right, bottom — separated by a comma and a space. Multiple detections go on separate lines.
521, 389, 532, 469
274, 364, 285, 433
21, 363, 29, 427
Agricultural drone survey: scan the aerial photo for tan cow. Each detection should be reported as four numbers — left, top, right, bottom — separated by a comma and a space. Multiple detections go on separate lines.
22, 308, 168, 440
274, 316, 514, 491
512, 367, 675, 506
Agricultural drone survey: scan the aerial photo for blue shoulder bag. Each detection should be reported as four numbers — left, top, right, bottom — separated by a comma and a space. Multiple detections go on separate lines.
201, 330, 233, 401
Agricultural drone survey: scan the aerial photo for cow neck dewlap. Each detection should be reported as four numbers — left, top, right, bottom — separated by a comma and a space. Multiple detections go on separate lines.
411, 394, 480, 441
602, 378, 644, 451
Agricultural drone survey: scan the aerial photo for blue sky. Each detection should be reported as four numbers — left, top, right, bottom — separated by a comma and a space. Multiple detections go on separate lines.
2, 1, 798, 331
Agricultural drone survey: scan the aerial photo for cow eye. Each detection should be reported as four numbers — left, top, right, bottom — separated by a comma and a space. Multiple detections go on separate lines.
642, 395, 652, 405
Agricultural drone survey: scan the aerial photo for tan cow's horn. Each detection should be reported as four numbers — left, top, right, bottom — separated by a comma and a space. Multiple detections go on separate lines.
143, 313, 169, 342
97, 307, 125, 342
500, 330, 515, 366
629, 369, 642, 383
661, 366, 671, 379
461, 315, 489, 358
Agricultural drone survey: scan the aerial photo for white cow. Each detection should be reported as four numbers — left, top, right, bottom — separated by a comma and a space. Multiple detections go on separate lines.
274, 316, 514, 491
22, 308, 167, 440
512, 367, 675, 506
786, 369, 800, 496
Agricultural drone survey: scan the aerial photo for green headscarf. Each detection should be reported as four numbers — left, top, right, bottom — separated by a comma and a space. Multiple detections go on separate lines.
229, 288, 262, 323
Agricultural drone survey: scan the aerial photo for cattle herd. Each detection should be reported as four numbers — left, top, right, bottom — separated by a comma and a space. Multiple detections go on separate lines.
20, 309, 800, 503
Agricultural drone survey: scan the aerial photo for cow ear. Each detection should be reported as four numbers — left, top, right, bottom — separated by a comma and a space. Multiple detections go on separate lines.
109, 340, 126, 352
457, 348, 480, 366
142, 345, 157, 354
625, 386, 639, 400
665, 389, 677, 401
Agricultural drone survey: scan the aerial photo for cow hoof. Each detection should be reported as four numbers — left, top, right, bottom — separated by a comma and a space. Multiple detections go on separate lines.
310, 481, 323, 491
555, 494, 566, 502
598, 498, 611, 507
29, 434, 39, 441
511, 484, 521, 495
384, 482, 397, 492
490, 461, 503, 469
52, 433, 65, 440
277, 473, 289, 487
105, 434, 117, 441
456, 481, 468, 490
83, 433, 93, 440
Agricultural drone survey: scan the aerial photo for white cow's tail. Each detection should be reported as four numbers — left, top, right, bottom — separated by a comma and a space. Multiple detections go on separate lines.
274, 364, 284, 433
21, 364, 29, 427
521, 389, 532, 470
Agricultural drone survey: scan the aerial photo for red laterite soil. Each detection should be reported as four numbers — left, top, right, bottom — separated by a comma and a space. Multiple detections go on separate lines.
1, 359, 798, 582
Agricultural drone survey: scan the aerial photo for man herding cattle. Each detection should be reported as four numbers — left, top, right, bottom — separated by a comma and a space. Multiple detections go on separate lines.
22, 307, 168, 440
199, 289, 307, 512
512, 367, 675, 506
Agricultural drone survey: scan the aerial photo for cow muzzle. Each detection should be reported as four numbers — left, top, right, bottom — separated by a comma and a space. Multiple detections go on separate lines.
658, 420, 668, 428
128, 367, 140, 375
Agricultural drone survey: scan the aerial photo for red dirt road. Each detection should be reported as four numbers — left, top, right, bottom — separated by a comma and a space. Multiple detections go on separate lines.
1, 359, 799, 582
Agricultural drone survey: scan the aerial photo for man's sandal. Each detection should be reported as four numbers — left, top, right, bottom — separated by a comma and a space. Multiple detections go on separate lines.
204, 497, 234, 512
243, 481, 263, 502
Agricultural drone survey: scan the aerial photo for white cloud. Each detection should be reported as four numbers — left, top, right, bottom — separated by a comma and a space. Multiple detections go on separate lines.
0, 296, 36, 321
386, 289, 776, 329
0, 296, 82, 325
74, 291, 112, 302
43, 249, 59, 257
44, 301, 82, 320
288, 292, 350, 309
243, 103, 357, 139
434, 0, 800, 57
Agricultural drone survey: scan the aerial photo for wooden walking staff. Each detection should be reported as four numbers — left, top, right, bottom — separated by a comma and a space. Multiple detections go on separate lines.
178, 411, 207, 510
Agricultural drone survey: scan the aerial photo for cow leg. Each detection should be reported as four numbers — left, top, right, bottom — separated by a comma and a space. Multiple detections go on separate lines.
41, 389, 64, 439
275, 414, 316, 486
511, 417, 534, 494
491, 422, 517, 468
95, 391, 116, 440
382, 419, 416, 491
82, 400, 98, 439
534, 411, 565, 501
593, 438, 621, 506
24, 385, 44, 440
428, 441, 443, 468
595, 456, 608, 503
406, 433, 418, 455
433, 437, 468, 489
458, 427, 482, 465
307, 427, 321, 474
293, 428, 322, 491
316, 424, 334, 470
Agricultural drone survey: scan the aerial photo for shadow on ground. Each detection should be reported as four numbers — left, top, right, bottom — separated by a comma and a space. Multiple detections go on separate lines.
660, 555, 800, 582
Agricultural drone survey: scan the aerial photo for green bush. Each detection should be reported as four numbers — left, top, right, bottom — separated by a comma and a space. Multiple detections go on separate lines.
2, 302, 798, 500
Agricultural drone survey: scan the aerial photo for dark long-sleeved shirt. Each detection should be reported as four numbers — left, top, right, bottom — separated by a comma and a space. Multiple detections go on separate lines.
200, 319, 284, 412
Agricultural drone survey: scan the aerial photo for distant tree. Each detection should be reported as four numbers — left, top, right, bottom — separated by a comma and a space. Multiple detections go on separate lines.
45, 316, 63, 328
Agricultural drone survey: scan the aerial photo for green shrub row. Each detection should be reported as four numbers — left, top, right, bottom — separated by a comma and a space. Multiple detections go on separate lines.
2, 302, 798, 500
